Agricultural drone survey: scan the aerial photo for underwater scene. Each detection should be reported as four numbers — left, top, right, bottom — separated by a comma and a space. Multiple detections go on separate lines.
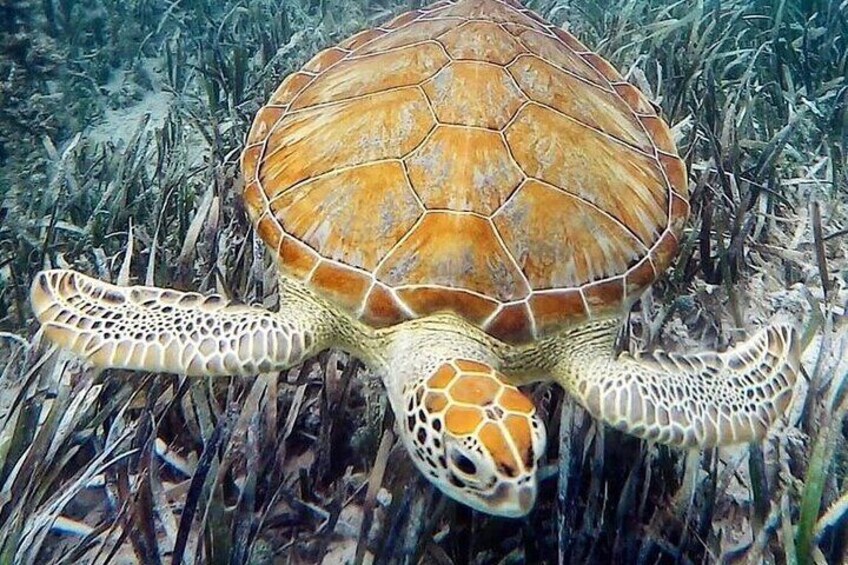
0, 0, 846, 563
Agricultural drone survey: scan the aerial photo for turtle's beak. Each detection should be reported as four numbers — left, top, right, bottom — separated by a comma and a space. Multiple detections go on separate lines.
477, 478, 537, 518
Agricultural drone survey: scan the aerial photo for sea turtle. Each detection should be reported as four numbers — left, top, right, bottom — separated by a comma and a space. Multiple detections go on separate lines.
30, 0, 799, 517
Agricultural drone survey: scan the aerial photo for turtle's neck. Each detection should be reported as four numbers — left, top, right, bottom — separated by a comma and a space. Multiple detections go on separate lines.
370, 312, 501, 383
498, 316, 622, 383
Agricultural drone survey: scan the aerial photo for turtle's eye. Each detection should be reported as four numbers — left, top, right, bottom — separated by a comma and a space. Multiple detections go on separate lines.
444, 442, 491, 489
451, 451, 477, 476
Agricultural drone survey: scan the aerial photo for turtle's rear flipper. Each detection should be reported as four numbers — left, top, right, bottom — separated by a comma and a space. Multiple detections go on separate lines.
31, 269, 324, 376
557, 320, 800, 448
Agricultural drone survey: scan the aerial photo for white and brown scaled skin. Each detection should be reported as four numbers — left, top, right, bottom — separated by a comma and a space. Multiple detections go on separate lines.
30, 0, 800, 517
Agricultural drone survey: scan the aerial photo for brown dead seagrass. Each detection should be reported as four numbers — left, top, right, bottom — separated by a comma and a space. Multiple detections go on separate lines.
31, 0, 799, 517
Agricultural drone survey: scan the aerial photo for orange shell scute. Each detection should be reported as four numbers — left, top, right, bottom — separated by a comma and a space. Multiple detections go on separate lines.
613, 82, 654, 114
454, 359, 492, 373
479, 422, 519, 476
241, 146, 262, 184
529, 290, 587, 331
243, 0, 689, 343
261, 89, 433, 191
504, 414, 533, 466
338, 28, 386, 51
425, 0, 538, 27
485, 303, 534, 344
625, 258, 657, 296
583, 277, 624, 316
422, 61, 526, 128
269, 72, 312, 107
396, 286, 498, 325
358, 18, 459, 55
551, 27, 589, 53
291, 43, 448, 110
494, 180, 646, 288
506, 26, 608, 87
406, 126, 523, 214
247, 106, 284, 146
302, 47, 346, 73
508, 56, 652, 152
661, 153, 690, 197
504, 106, 668, 245
425, 391, 449, 413
640, 115, 677, 154
382, 9, 422, 30
376, 212, 529, 302
270, 161, 421, 272
582, 52, 624, 83
499, 387, 535, 414
445, 405, 484, 435
310, 262, 371, 313
652, 231, 680, 271
448, 373, 501, 405
361, 284, 407, 327
428, 363, 458, 389
670, 193, 690, 231
439, 21, 525, 65
278, 236, 319, 281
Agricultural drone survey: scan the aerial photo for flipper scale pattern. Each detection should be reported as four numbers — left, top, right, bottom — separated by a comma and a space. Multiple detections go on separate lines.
31, 270, 316, 376
563, 322, 799, 448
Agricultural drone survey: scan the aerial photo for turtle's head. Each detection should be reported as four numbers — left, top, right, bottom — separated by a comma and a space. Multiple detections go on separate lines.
399, 359, 546, 517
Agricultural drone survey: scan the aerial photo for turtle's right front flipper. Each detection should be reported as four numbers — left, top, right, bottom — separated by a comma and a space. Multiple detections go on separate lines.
554, 319, 800, 448
31, 269, 328, 376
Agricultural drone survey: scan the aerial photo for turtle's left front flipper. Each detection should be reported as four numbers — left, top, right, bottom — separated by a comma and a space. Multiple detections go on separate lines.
31, 269, 330, 376
555, 319, 800, 448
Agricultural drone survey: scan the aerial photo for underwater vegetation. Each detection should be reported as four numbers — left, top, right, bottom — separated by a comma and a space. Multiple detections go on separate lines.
0, 0, 846, 563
